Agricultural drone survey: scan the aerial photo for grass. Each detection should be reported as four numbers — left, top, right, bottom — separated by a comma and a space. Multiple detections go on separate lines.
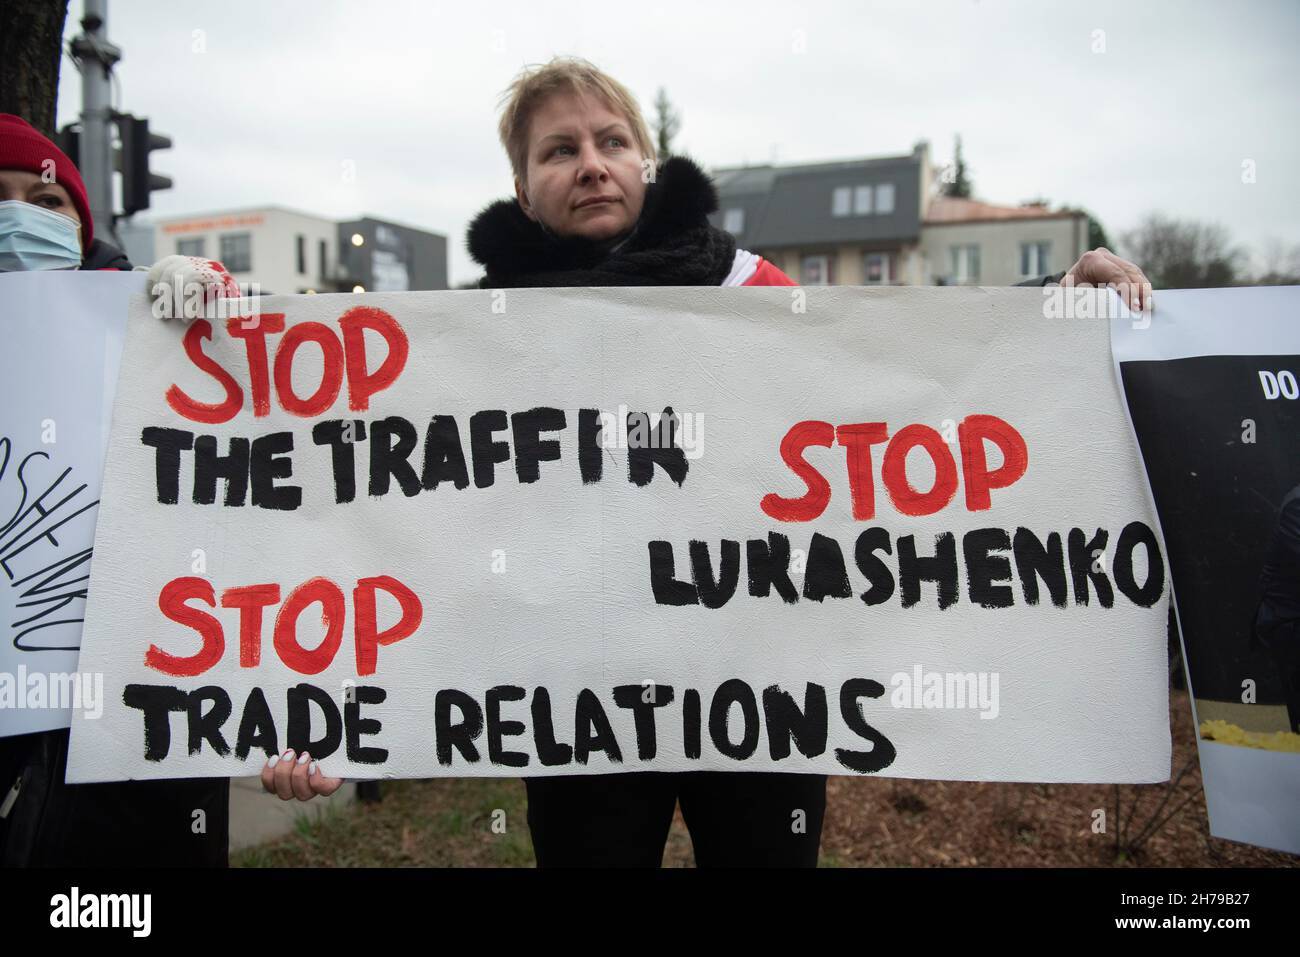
232, 777, 535, 868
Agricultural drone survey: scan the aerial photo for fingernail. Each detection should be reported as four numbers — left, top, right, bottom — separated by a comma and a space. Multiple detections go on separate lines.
309, 761, 319, 776
298, 751, 311, 765
283, 749, 295, 760
267, 754, 280, 769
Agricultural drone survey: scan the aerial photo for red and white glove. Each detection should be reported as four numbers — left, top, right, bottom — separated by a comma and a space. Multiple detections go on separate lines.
146, 255, 242, 322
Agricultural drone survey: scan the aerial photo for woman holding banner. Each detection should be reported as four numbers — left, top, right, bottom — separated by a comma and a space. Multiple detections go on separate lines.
257, 59, 824, 861
0, 113, 234, 866
462, 58, 1149, 867
256, 57, 1152, 866
458, 60, 825, 867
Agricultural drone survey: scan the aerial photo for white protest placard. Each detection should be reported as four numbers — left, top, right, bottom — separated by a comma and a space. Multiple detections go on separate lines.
1, 271, 136, 736
68, 284, 1170, 783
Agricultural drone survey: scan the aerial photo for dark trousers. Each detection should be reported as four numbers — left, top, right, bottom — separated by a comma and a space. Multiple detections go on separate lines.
0, 729, 228, 867
524, 771, 826, 867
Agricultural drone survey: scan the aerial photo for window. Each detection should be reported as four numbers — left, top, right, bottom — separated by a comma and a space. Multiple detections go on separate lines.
318, 239, 327, 281
863, 252, 892, 285
1021, 241, 1050, 278
876, 182, 895, 214
801, 254, 832, 285
723, 208, 745, 234
950, 244, 980, 283
296, 235, 306, 274
176, 238, 205, 257
834, 183, 894, 217
219, 233, 252, 273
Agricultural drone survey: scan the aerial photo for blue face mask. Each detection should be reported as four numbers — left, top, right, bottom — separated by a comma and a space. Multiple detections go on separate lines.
0, 199, 83, 272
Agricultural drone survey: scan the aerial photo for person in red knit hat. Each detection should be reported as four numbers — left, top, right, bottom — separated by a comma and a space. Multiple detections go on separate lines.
0, 113, 232, 866
0, 112, 108, 266
0, 112, 241, 303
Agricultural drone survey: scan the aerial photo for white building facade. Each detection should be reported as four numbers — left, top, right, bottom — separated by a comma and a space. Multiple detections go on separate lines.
150, 206, 447, 294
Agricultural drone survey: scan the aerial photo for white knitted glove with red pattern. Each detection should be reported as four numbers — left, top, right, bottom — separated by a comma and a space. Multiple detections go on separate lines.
146, 255, 242, 322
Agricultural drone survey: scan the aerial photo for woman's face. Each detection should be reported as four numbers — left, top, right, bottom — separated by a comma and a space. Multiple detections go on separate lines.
0, 170, 81, 225
516, 90, 647, 241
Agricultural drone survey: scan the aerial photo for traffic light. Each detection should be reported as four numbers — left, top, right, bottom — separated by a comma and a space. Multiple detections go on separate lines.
114, 114, 172, 216
53, 124, 81, 166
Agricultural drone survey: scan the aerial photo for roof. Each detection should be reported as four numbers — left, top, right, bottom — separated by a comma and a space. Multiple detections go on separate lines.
925, 195, 1082, 225
152, 204, 340, 224
709, 151, 923, 249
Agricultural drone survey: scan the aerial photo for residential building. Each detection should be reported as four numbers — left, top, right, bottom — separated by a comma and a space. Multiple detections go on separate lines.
922, 196, 1088, 286
711, 141, 1089, 286
710, 142, 931, 286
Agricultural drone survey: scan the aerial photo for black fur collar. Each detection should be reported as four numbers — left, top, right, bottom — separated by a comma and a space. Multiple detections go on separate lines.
466, 154, 730, 287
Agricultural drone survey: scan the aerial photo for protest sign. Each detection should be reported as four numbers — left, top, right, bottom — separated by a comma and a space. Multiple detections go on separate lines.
67, 284, 1170, 783
1113, 285, 1300, 854
1, 271, 135, 736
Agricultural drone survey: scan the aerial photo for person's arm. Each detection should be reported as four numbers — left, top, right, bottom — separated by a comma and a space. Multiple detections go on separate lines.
1014, 271, 1066, 288
260, 749, 345, 801
146, 255, 242, 321
1015, 247, 1152, 312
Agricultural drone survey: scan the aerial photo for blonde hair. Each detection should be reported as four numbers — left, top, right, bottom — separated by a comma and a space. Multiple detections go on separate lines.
496, 56, 656, 186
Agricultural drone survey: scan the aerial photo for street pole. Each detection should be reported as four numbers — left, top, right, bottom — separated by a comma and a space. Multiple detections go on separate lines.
70, 0, 121, 241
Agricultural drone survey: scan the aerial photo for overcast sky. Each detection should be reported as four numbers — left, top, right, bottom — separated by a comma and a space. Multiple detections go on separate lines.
55, 0, 1300, 285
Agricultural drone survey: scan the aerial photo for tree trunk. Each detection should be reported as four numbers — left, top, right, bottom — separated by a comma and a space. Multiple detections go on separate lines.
0, 0, 71, 136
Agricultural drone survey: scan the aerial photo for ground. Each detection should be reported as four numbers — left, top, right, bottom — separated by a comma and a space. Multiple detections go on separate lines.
233, 689, 1298, 867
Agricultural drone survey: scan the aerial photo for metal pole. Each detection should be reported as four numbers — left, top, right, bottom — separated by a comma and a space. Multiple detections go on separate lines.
71, 0, 121, 241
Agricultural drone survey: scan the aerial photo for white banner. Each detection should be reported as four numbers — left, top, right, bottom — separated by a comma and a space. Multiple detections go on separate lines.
67, 283, 1170, 783
1, 271, 134, 736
